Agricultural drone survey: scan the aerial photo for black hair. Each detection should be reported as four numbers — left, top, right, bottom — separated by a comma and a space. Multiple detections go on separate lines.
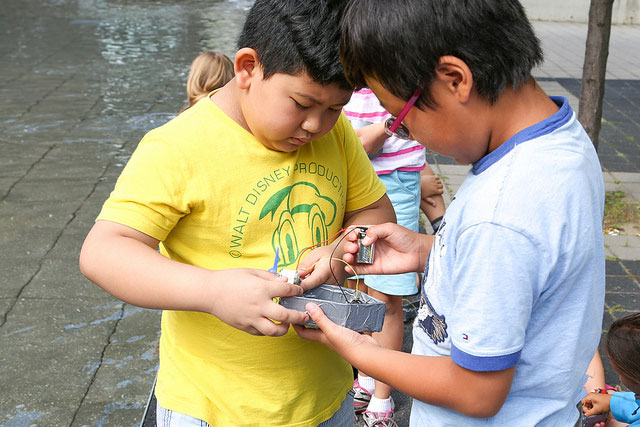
237, 0, 351, 91
606, 312, 640, 383
340, 0, 544, 108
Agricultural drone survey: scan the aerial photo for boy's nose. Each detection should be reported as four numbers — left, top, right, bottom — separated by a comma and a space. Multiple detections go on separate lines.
301, 115, 322, 135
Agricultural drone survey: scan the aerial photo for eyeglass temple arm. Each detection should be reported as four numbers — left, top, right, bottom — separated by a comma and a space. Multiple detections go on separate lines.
388, 89, 421, 133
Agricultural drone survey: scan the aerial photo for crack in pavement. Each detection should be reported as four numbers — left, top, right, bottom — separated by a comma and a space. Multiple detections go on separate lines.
0, 138, 124, 327
69, 302, 126, 427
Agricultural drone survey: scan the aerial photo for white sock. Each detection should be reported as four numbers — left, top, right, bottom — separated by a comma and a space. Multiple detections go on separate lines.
357, 374, 375, 394
367, 396, 393, 413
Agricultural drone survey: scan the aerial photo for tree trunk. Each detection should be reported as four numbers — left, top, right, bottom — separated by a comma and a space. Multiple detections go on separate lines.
578, 0, 614, 151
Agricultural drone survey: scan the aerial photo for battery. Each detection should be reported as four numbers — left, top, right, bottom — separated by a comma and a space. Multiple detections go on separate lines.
357, 228, 375, 264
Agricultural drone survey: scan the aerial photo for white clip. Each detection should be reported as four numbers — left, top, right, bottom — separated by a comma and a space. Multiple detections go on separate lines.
278, 268, 301, 285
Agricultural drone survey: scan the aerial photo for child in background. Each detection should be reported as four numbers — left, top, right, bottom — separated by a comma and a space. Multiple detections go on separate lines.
79, 0, 395, 425
420, 165, 444, 233
583, 351, 626, 427
582, 313, 640, 427
296, 0, 605, 425
181, 50, 234, 112
342, 88, 444, 425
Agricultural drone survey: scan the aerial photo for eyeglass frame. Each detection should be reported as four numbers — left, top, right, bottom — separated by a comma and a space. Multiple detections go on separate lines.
383, 88, 422, 140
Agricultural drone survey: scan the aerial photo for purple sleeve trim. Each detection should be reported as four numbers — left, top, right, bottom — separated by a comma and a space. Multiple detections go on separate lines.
451, 344, 521, 372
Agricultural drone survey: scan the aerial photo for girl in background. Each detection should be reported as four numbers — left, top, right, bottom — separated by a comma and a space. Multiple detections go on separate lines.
182, 50, 233, 112
582, 313, 640, 427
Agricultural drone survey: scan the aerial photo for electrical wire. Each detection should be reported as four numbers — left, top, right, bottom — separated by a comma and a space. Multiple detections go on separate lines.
298, 256, 361, 302
294, 226, 364, 303
295, 227, 346, 270
328, 227, 364, 302
402, 298, 418, 309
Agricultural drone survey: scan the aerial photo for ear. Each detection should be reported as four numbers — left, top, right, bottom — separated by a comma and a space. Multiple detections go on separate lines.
234, 47, 261, 90
435, 56, 473, 103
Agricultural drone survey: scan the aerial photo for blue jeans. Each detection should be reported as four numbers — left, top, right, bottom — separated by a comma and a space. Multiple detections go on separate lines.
156, 390, 354, 426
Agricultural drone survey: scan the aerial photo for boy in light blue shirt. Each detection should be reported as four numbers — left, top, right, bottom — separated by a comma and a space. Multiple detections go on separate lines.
297, 0, 605, 425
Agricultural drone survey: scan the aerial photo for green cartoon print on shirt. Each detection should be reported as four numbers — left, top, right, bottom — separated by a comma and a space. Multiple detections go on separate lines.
259, 182, 337, 268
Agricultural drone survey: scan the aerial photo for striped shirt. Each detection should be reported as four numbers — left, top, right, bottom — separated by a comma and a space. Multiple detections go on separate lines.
343, 88, 426, 175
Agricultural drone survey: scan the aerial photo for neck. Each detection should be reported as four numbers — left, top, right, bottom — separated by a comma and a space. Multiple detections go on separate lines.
209, 79, 250, 132
486, 78, 559, 153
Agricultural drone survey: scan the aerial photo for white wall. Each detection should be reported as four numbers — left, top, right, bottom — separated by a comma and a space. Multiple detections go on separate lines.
521, 0, 640, 24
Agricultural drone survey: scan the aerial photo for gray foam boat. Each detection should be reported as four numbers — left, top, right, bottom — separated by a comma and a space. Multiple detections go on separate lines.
280, 284, 386, 333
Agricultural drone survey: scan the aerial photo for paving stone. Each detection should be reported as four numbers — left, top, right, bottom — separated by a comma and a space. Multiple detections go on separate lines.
620, 260, 640, 277
4, 178, 94, 204
604, 234, 640, 250
605, 259, 627, 275
72, 307, 160, 427
22, 258, 114, 300
0, 258, 41, 298
605, 275, 639, 293
46, 228, 92, 261
607, 246, 640, 262
605, 292, 640, 312
0, 298, 126, 426
0, 200, 77, 229
609, 171, 640, 184
0, 225, 63, 259
0, 143, 51, 179
0, 298, 16, 323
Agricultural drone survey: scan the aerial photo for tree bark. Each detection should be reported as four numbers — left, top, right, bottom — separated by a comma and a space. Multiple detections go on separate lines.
578, 0, 615, 151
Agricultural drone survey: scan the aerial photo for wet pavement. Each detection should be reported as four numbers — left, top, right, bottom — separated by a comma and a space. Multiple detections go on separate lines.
0, 1, 639, 425
1, 1, 253, 425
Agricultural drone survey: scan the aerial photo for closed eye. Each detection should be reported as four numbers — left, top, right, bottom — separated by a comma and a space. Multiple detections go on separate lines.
292, 98, 310, 110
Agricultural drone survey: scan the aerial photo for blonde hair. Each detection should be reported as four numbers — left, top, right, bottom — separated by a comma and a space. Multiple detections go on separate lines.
184, 51, 234, 110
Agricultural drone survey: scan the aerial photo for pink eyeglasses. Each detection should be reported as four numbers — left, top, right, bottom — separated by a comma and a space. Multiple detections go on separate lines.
384, 88, 421, 140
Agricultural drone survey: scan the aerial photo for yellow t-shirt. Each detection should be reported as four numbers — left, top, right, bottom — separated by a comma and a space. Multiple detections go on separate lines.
97, 97, 386, 426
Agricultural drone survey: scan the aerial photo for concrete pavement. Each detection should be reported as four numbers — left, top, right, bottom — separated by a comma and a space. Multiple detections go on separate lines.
0, 1, 639, 424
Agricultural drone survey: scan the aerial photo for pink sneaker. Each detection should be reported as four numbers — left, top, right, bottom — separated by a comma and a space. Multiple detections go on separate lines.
352, 378, 372, 414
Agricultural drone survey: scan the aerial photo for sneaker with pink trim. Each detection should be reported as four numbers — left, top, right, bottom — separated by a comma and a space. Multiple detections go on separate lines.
362, 409, 398, 427
352, 378, 372, 414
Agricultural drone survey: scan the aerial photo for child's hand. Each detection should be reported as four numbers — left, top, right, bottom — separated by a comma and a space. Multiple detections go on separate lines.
342, 222, 431, 276
582, 391, 612, 417
298, 243, 348, 291
420, 172, 444, 199
420, 173, 444, 211
208, 268, 309, 336
293, 302, 379, 356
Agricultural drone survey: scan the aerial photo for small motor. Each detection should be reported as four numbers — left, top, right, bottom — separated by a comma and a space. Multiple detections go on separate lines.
356, 227, 375, 264
278, 268, 301, 285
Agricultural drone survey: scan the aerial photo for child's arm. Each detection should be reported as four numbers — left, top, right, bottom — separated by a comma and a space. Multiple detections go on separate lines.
354, 122, 387, 157
295, 302, 515, 418
342, 192, 395, 227
79, 220, 309, 336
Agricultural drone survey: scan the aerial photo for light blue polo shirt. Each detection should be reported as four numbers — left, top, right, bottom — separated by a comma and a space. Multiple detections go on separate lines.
411, 97, 605, 426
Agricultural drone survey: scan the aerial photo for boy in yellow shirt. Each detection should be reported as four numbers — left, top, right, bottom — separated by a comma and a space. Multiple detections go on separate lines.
79, 0, 394, 425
